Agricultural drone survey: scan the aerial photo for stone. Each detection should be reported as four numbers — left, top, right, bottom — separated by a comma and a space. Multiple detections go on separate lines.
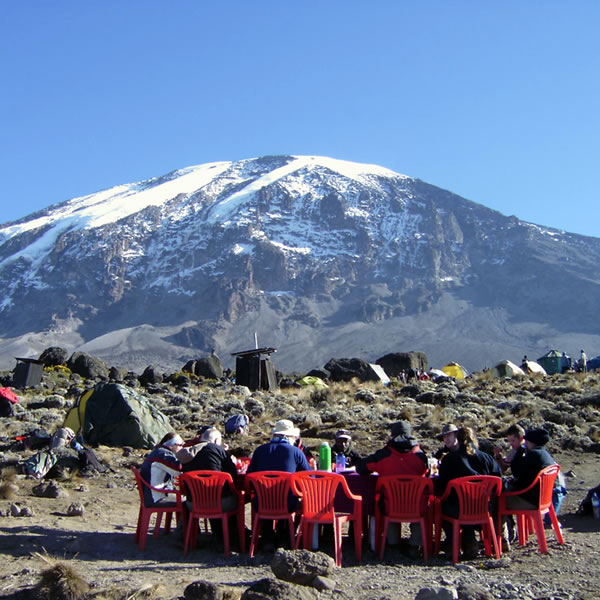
195, 355, 224, 380
19, 506, 34, 517
109, 366, 129, 382
44, 394, 66, 409
311, 575, 336, 591
184, 580, 222, 600
271, 548, 335, 586
67, 502, 84, 516
140, 365, 164, 385
415, 586, 459, 600
38, 346, 69, 367
67, 351, 109, 379
457, 582, 494, 600
482, 557, 512, 569
183, 581, 242, 600
32, 481, 68, 498
241, 578, 319, 600
324, 357, 381, 383
9, 503, 21, 517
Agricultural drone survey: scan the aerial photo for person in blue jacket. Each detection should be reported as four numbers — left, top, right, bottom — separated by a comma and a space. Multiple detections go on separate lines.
247, 419, 309, 550
247, 419, 310, 474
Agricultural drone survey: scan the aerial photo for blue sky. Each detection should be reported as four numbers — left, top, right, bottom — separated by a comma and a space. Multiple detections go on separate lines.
1, 2, 598, 237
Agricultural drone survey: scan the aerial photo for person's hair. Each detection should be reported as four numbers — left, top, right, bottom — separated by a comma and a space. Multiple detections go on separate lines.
158, 432, 178, 446
506, 424, 525, 438
200, 427, 221, 444
457, 426, 478, 456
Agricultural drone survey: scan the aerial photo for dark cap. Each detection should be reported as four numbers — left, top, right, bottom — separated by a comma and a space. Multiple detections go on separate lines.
390, 421, 418, 446
524, 428, 550, 446
335, 429, 351, 439
435, 424, 460, 440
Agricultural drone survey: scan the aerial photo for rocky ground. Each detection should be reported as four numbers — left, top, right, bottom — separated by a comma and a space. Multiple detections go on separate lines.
1, 368, 600, 599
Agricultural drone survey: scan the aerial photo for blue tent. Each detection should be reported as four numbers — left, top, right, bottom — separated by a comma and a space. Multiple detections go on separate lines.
587, 356, 600, 371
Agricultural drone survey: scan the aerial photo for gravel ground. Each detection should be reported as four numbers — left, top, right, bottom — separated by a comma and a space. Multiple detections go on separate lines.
1, 447, 599, 600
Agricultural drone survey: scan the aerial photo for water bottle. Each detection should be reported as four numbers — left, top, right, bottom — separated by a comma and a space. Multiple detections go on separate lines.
592, 492, 600, 519
335, 453, 346, 472
319, 442, 331, 472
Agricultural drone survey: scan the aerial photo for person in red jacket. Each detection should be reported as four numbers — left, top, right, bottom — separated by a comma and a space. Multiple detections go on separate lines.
356, 421, 428, 477
356, 421, 428, 558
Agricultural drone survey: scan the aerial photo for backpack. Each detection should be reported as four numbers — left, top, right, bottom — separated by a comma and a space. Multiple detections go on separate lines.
23, 450, 57, 479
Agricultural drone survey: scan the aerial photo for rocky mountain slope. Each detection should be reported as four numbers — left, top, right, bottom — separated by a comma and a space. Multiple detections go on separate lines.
0, 155, 599, 373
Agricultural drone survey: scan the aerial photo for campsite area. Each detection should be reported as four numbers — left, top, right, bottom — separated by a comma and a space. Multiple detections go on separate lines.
1, 364, 600, 599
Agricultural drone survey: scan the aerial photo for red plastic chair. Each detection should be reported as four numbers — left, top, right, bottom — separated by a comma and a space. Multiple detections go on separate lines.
497, 464, 564, 554
245, 471, 299, 557
132, 467, 184, 550
179, 470, 245, 557
434, 475, 502, 563
375, 475, 433, 560
291, 471, 362, 567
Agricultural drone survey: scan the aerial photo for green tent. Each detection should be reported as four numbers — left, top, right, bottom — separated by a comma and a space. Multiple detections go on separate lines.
537, 350, 566, 375
64, 382, 171, 449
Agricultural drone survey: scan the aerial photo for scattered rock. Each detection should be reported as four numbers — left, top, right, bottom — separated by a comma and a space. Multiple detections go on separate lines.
310, 575, 336, 591
66, 502, 84, 516
482, 557, 512, 569
32, 481, 68, 499
271, 548, 335, 586
457, 582, 494, 600
241, 578, 319, 600
182, 580, 241, 600
415, 586, 459, 600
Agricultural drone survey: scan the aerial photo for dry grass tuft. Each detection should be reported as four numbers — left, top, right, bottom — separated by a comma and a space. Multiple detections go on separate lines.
87, 583, 166, 600
33, 551, 90, 600
0, 466, 18, 499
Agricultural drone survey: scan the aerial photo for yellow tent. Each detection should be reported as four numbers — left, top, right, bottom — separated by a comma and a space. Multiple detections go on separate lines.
64, 388, 94, 434
441, 362, 469, 379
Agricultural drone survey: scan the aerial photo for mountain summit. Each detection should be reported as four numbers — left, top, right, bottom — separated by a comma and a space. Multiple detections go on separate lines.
1, 155, 599, 373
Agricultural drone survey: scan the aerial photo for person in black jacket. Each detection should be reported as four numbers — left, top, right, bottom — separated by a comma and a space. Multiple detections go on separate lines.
503, 428, 555, 509
181, 427, 241, 550
330, 429, 362, 469
435, 426, 501, 559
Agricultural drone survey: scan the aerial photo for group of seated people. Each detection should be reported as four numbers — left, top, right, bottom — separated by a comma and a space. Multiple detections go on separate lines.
140, 416, 562, 559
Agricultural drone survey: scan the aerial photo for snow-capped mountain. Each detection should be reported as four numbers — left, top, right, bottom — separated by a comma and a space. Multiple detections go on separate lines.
1, 155, 599, 373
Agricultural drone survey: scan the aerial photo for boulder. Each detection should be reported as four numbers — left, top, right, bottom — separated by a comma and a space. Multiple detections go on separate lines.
271, 548, 335, 586
109, 366, 129, 382
323, 358, 380, 383
67, 352, 109, 379
195, 355, 224, 379
38, 346, 69, 367
139, 365, 164, 386
376, 351, 428, 376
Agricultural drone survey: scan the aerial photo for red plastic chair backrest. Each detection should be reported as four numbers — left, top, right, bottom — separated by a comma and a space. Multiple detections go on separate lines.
291, 472, 344, 519
132, 467, 146, 504
448, 475, 502, 518
180, 470, 233, 516
376, 475, 432, 519
246, 471, 293, 516
537, 464, 560, 511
